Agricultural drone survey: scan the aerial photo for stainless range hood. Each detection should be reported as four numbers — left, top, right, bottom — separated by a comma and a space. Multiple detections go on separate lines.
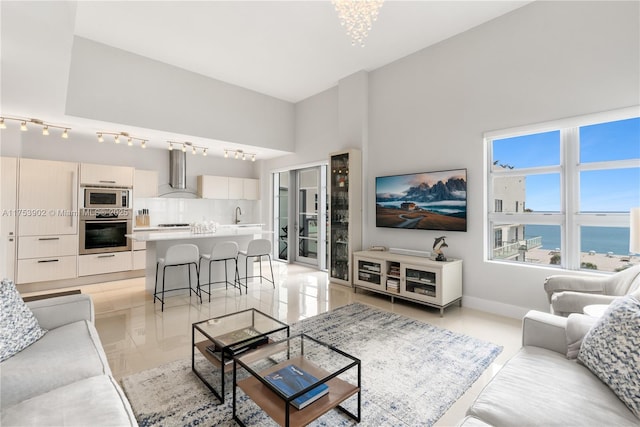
169, 150, 186, 190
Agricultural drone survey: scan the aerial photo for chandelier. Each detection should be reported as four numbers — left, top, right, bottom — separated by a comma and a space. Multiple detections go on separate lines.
333, 0, 384, 47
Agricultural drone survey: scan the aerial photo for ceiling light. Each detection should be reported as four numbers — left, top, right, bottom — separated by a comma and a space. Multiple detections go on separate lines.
0, 116, 71, 137
141, 140, 147, 149
223, 148, 257, 162
333, 0, 383, 47
61, 129, 69, 139
203, 148, 207, 157
97, 133, 104, 143
127, 137, 133, 146
192, 146, 197, 155
114, 135, 120, 144
168, 142, 173, 151
182, 143, 186, 152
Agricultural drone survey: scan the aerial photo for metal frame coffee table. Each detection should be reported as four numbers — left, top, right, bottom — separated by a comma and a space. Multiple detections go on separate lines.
192, 308, 289, 403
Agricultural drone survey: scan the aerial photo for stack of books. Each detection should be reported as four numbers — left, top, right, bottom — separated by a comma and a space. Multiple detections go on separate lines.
386, 279, 400, 293
264, 365, 329, 410
388, 264, 400, 277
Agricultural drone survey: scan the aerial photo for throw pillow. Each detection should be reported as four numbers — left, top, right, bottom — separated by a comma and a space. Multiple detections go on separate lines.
578, 294, 640, 418
0, 278, 47, 362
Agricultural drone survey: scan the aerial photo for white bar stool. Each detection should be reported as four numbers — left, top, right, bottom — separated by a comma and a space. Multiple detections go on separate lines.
238, 238, 275, 292
154, 243, 201, 312
198, 241, 241, 301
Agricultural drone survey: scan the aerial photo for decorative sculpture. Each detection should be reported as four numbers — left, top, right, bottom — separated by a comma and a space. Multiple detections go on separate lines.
433, 236, 448, 261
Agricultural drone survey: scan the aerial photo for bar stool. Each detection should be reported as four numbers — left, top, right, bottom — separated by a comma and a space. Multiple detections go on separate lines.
238, 238, 275, 292
198, 241, 241, 301
154, 243, 201, 312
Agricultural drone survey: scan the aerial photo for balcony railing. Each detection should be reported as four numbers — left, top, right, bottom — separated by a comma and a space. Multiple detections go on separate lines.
493, 236, 542, 259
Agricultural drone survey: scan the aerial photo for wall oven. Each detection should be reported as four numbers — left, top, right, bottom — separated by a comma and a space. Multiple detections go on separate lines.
79, 209, 132, 255
83, 187, 130, 209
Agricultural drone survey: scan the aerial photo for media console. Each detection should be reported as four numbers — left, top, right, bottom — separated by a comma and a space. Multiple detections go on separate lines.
353, 250, 462, 316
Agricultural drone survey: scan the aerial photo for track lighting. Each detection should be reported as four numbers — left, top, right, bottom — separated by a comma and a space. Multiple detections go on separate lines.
223, 149, 257, 162
167, 140, 210, 157
0, 116, 71, 138
97, 131, 147, 148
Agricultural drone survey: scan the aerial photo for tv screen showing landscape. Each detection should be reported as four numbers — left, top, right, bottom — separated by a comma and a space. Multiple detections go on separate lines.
376, 169, 467, 232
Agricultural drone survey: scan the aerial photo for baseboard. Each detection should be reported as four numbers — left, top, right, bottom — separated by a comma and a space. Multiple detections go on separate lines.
462, 295, 533, 320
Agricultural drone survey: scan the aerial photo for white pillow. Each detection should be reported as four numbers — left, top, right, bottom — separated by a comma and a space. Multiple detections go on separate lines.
578, 294, 640, 418
565, 313, 596, 359
0, 279, 47, 362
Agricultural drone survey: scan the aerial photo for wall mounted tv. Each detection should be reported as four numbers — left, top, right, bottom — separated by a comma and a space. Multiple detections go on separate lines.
375, 168, 467, 232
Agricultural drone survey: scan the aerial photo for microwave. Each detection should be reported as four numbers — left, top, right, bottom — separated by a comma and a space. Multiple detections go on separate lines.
83, 187, 130, 209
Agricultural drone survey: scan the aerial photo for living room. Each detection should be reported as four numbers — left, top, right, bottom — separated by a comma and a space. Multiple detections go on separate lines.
1, 1, 639, 426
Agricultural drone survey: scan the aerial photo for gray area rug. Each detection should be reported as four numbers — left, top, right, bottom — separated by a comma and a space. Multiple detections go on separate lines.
121, 303, 502, 426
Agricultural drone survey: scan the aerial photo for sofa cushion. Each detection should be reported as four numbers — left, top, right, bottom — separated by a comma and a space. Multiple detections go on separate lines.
466, 346, 638, 426
1, 375, 137, 427
565, 313, 595, 359
0, 279, 47, 362
578, 294, 640, 418
0, 320, 111, 409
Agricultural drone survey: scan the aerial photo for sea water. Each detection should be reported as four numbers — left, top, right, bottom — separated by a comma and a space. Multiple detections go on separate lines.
525, 224, 631, 255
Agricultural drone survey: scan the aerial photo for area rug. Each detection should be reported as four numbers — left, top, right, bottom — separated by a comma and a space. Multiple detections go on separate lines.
121, 302, 502, 426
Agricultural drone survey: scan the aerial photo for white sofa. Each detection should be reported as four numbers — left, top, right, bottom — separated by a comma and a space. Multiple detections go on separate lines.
0, 294, 137, 426
459, 309, 639, 426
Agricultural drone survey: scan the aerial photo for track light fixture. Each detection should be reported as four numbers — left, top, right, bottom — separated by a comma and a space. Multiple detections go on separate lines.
167, 141, 209, 157
224, 149, 257, 162
97, 131, 147, 148
0, 116, 71, 138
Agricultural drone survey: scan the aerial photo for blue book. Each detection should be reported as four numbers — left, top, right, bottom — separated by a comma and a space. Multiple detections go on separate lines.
264, 365, 329, 409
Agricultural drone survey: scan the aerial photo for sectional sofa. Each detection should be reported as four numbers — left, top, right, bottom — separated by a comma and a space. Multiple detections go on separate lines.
459, 297, 640, 426
0, 293, 137, 426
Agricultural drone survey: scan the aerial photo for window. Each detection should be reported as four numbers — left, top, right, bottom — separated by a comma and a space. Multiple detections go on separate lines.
486, 108, 640, 273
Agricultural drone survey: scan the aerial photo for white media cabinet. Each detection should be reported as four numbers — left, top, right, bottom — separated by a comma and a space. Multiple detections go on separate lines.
353, 250, 462, 316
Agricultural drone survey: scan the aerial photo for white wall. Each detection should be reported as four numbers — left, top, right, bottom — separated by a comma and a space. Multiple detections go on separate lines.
259, 1, 640, 318
65, 37, 295, 152
365, 1, 639, 317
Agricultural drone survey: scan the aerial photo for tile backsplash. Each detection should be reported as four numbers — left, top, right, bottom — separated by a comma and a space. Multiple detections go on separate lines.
133, 197, 259, 227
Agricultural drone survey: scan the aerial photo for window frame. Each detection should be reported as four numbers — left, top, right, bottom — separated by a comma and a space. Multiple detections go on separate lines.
484, 106, 640, 271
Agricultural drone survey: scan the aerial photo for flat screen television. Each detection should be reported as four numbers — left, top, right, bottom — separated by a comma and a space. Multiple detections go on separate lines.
375, 168, 467, 232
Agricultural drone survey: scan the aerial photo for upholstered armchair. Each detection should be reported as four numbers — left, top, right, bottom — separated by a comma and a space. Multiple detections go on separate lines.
544, 264, 640, 316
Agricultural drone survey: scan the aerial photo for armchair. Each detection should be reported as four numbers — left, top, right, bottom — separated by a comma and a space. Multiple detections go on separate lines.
544, 264, 640, 316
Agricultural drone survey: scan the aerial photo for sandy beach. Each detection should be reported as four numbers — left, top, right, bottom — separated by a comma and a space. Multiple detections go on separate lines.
525, 248, 639, 272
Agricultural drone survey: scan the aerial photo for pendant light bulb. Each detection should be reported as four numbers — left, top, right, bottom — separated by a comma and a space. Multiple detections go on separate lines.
242, 153, 246, 161
168, 142, 173, 151
192, 146, 196, 155
97, 133, 104, 143
42, 126, 49, 136
224, 150, 228, 158
20, 121, 27, 131
203, 148, 208, 157
234, 151, 239, 160
182, 143, 186, 152
61, 129, 69, 139
127, 137, 133, 146
251, 154, 256, 162
141, 141, 147, 149
0, 118, 5, 129
114, 135, 120, 144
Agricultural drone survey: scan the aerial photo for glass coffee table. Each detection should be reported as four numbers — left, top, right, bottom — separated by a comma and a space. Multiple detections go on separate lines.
232, 333, 361, 427
192, 308, 289, 403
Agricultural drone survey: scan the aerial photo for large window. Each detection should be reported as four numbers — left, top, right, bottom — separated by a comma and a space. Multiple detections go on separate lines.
486, 108, 640, 272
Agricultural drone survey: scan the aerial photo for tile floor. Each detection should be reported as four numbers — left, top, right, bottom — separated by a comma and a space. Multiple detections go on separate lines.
28, 261, 523, 426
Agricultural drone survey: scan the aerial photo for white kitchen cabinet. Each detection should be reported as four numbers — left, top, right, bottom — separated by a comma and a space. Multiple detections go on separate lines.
80, 163, 134, 188
18, 158, 78, 236
197, 175, 229, 199
78, 252, 133, 276
18, 235, 77, 259
134, 169, 158, 198
228, 177, 244, 199
243, 178, 260, 200
1, 157, 18, 281
17, 256, 77, 284
132, 249, 146, 270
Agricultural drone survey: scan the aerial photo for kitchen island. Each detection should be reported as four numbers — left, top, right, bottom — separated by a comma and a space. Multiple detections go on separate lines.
126, 225, 271, 297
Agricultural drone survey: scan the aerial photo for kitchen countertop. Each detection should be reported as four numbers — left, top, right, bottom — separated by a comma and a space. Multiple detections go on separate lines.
127, 224, 270, 242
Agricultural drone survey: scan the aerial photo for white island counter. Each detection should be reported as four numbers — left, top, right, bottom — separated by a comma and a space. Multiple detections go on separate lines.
126, 225, 271, 297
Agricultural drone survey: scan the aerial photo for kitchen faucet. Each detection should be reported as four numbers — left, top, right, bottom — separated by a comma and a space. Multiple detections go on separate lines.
235, 206, 242, 224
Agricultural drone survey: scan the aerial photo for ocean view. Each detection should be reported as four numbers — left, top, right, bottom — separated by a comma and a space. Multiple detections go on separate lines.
525, 224, 632, 255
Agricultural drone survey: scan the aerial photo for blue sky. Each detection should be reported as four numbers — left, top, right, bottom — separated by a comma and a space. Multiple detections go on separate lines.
493, 117, 640, 212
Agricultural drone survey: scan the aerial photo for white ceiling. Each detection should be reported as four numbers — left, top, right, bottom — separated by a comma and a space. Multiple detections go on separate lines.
73, 1, 530, 103
2, 1, 531, 157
